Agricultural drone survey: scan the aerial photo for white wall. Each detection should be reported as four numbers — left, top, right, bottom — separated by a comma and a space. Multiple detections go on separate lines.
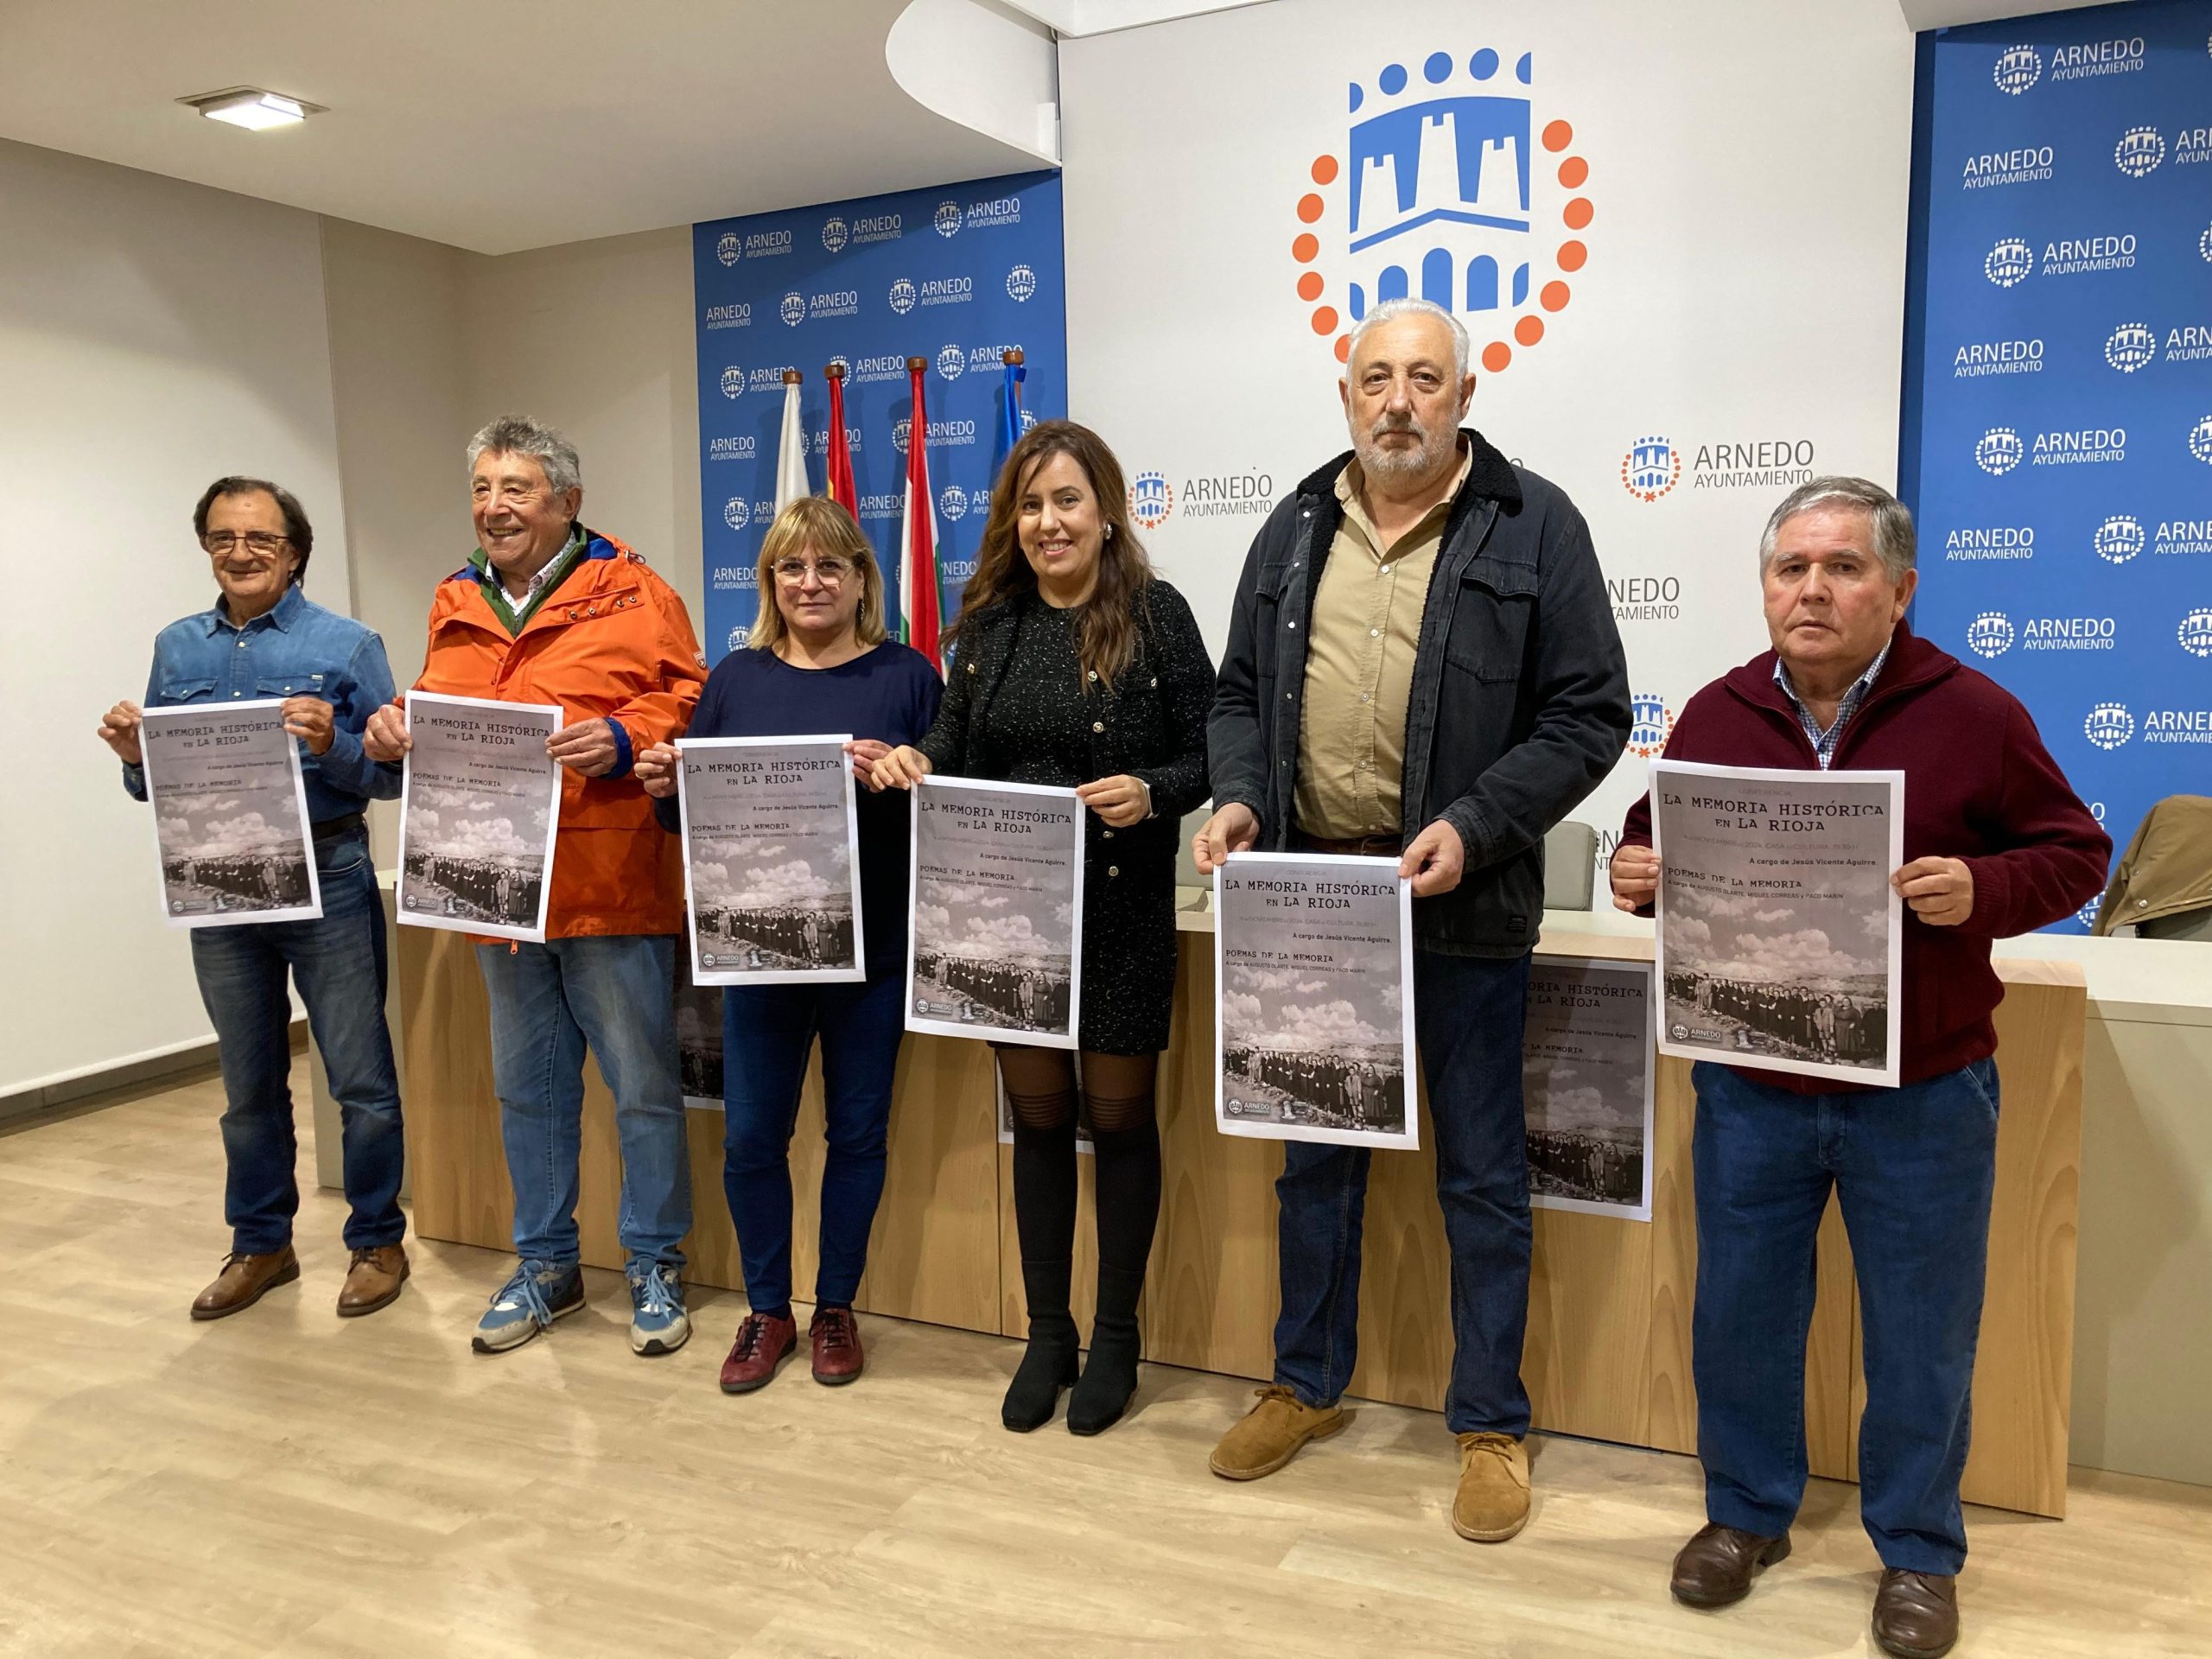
1058, 0, 1916, 864
459, 228, 706, 632
0, 137, 350, 1097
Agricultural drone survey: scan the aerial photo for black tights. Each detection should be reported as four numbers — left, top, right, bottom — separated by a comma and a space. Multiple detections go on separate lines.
996, 1046, 1160, 1274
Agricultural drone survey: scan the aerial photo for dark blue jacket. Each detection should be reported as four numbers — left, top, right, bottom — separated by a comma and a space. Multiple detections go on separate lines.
1208, 429, 1630, 956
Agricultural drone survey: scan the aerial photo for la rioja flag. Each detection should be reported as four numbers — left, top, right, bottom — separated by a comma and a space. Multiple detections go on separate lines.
899, 356, 943, 671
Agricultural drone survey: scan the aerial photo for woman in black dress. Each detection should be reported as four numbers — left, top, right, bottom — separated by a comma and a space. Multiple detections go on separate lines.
872, 421, 1214, 1435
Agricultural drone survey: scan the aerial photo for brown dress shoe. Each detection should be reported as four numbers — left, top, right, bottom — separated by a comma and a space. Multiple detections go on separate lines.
1872, 1569, 1959, 1658
810, 1306, 864, 1385
337, 1244, 410, 1318
719, 1311, 798, 1394
1208, 1385, 1345, 1480
191, 1248, 301, 1320
1670, 1522, 1793, 1607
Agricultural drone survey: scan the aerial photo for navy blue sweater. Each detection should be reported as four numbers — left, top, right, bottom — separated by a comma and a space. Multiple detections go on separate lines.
656, 642, 943, 976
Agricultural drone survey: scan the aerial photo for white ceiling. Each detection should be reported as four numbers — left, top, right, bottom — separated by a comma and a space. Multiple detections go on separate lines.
1897, 0, 2112, 29
0, 0, 1052, 254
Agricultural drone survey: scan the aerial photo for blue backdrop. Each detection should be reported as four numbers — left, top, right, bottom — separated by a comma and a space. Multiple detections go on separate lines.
692, 170, 1068, 664
1902, 0, 2212, 931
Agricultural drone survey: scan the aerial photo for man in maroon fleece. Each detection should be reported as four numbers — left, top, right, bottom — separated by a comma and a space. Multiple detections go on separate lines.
1611, 476, 2107, 1659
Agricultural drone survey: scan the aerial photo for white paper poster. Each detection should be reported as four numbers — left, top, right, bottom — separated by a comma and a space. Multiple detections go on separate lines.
907, 775, 1084, 1049
1651, 758, 1904, 1087
139, 700, 321, 928
1523, 957, 1654, 1221
396, 690, 563, 944
678, 735, 864, 986
1215, 852, 1418, 1150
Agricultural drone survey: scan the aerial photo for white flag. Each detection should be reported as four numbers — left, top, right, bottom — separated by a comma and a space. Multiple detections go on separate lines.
774, 378, 810, 513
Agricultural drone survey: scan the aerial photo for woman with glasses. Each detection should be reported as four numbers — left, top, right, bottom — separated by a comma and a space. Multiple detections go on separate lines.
871, 422, 1216, 1436
636, 497, 940, 1393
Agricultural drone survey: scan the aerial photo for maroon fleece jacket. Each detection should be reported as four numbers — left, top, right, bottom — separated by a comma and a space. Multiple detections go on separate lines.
1619, 623, 2110, 1092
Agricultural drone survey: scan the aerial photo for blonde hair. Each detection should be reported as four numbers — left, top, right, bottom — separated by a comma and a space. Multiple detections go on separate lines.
748, 497, 887, 654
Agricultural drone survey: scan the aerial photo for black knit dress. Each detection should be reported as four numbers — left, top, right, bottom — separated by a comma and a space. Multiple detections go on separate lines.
917, 582, 1216, 1054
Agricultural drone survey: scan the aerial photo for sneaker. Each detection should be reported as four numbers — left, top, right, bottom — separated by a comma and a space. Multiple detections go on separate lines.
719, 1310, 798, 1393
472, 1259, 584, 1354
810, 1306, 864, 1384
627, 1262, 690, 1357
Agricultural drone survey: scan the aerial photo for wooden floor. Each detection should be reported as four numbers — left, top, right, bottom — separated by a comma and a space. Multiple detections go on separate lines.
2, 1065, 2207, 1659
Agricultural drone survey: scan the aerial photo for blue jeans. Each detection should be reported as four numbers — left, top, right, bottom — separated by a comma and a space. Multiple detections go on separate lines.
475, 934, 690, 1272
189, 829, 404, 1255
1273, 950, 1533, 1435
1691, 1058, 2000, 1574
721, 971, 906, 1312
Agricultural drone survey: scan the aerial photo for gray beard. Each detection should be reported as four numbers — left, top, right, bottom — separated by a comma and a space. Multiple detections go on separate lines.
1353, 428, 1452, 484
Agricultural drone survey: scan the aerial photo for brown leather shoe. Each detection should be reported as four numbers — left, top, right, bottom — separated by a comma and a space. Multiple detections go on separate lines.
810, 1306, 864, 1385
191, 1248, 301, 1320
1670, 1522, 1793, 1607
719, 1311, 798, 1394
1872, 1569, 1959, 1658
337, 1244, 410, 1318
1208, 1385, 1345, 1480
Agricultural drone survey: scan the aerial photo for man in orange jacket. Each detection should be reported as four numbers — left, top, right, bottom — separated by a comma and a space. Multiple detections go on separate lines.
365, 416, 705, 1357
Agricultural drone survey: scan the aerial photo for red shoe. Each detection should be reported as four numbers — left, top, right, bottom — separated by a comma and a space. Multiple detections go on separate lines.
718, 1311, 798, 1394
810, 1306, 865, 1385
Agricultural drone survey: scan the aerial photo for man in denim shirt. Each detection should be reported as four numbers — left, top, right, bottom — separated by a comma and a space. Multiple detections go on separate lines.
99, 478, 410, 1321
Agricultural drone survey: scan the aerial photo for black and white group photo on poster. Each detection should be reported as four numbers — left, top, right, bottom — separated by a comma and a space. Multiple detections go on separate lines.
1651, 758, 1904, 1087
906, 775, 1083, 1048
1522, 957, 1654, 1222
396, 690, 562, 943
1214, 853, 1418, 1151
139, 700, 321, 928
675, 954, 724, 1111
678, 734, 863, 985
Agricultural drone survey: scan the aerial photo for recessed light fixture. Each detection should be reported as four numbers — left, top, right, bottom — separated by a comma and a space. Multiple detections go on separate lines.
178, 87, 325, 130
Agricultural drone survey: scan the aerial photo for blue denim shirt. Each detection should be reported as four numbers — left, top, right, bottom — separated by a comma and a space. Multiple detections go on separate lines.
122, 584, 403, 821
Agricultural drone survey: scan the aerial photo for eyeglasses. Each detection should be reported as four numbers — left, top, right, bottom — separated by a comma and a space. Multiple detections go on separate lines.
203, 531, 290, 556
772, 556, 853, 585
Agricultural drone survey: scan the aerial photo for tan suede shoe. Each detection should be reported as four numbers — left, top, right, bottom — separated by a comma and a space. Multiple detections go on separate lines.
1451, 1431, 1532, 1542
337, 1244, 410, 1318
1208, 1385, 1344, 1480
191, 1248, 300, 1320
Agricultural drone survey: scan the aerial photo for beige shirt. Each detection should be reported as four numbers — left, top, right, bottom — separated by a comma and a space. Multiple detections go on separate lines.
1294, 444, 1472, 840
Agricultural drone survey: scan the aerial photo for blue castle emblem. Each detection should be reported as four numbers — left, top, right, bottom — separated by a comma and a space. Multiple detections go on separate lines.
1128, 471, 1174, 530
1622, 435, 1679, 501
1297, 48, 1590, 375
2094, 516, 2145, 563
1966, 612, 2014, 658
2179, 609, 2212, 658
2190, 414, 2212, 465
1627, 692, 1672, 759
935, 343, 965, 382
2105, 323, 2158, 373
2114, 126, 2165, 178
1993, 45, 2041, 94
1975, 428, 2023, 474
1985, 238, 2034, 287
2083, 702, 2134, 750
722, 498, 749, 533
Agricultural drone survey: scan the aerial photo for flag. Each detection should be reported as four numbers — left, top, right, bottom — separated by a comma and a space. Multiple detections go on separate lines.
900, 358, 943, 671
823, 365, 857, 515
999, 348, 1027, 461
773, 371, 809, 513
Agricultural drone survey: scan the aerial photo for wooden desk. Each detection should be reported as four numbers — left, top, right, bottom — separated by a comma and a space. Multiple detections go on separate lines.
399, 915, 2086, 1518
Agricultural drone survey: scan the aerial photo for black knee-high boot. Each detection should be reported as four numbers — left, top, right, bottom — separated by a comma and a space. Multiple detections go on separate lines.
1068, 1118, 1160, 1435
1003, 1115, 1081, 1431
1067, 1262, 1145, 1435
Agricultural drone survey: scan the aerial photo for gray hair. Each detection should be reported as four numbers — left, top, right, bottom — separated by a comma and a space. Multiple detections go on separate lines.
466, 414, 582, 494
1344, 297, 1471, 384
1758, 475, 1916, 582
